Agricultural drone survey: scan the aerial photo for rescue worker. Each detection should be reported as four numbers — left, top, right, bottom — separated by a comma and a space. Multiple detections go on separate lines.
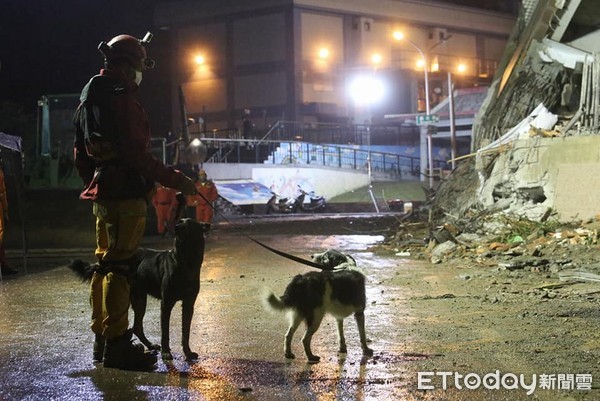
152, 184, 177, 237
186, 169, 218, 227
0, 161, 16, 276
73, 32, 196, 370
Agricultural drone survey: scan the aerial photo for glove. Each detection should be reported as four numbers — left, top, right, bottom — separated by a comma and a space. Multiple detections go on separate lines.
178, 175, 197, 196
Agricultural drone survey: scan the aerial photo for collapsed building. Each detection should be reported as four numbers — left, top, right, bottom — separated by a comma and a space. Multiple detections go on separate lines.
436, 0, 600, 223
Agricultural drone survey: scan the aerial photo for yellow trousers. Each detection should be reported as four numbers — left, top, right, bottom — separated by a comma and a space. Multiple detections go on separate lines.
89, 199, 147, 339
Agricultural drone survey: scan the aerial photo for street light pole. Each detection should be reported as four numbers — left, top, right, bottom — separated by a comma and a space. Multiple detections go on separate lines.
393, 31, 434, 188
406, 39, 433, 189
398, 36, 430, 115
448, 71, 457, 170
403, 38, 434, 188
413, 44, 430, 115
418, 49, 434, 190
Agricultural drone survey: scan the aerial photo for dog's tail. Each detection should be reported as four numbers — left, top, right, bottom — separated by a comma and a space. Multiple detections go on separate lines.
68, 259, 96, 283
262, 288, 289, 312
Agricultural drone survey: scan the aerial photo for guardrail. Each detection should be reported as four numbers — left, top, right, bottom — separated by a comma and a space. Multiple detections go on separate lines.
195, 120, 450, 179
201, 137, 447, 179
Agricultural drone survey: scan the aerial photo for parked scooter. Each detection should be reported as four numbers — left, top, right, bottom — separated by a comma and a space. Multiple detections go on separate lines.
266, 191, 301, 214
266, 186, 326, 214
296, 187, 326, 212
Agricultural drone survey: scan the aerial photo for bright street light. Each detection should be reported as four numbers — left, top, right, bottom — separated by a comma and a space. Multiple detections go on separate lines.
348, 73, 384, 213
371, 53, 382, 66
318, 48, 330, 60
194, 54, 205, 65
349, 75, 385, 106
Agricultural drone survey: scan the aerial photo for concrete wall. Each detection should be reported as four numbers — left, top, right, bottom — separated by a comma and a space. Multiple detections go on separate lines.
202, 163, 370, 200
202, 163, 259, 180
253, 165, 370, 199
547, 136, 600, 221
479, 135, 600, 222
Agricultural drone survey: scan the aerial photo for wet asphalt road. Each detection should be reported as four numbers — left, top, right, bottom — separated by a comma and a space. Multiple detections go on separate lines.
0, 215, 419, 401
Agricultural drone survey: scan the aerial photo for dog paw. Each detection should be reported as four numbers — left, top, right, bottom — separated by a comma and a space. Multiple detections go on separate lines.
285, 352, 296, 359
338, 346, 347, 354
184, 351, 199, 361
148, 343, 161, 351
161, 351, 174, 360
362, 347, 374, 357
307, 355, 321, 363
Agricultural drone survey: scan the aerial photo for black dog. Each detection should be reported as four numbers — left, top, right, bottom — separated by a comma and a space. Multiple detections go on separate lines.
69, 218, 207, 361
264, 249, 373, 362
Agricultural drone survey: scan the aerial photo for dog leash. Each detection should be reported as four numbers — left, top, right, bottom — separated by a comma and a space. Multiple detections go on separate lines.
181, 191, 333, 271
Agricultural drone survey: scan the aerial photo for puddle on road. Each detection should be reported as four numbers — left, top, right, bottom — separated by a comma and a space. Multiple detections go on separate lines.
315, 235, 386, 251
244, 234, 386, 256
129, 351, 431, 401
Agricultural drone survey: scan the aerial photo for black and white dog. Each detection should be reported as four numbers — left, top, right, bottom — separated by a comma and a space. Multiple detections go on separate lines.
69, 218, 208, 361
264, 249, 374, 362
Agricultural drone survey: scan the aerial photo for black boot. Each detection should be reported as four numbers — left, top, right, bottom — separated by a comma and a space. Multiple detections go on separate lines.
93, 334, 105, 362
103, 329, 157, 371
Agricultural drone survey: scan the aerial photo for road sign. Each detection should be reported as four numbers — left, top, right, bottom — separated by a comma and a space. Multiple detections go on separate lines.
416, 114, 439, 125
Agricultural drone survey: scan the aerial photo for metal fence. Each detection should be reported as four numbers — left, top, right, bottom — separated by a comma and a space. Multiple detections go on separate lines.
202, 138, 443, 179
199, 120, 448, 179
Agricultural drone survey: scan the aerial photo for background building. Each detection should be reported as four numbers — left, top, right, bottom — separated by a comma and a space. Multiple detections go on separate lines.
155, 0, 518, 136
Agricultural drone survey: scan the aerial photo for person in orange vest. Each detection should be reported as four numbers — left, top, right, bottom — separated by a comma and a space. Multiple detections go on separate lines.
186, 169, 219, 228
152, 184, 177, 237
0, 162, 16, 276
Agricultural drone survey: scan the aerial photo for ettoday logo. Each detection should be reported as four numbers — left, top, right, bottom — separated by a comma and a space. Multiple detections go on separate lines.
417, 371, 592, 395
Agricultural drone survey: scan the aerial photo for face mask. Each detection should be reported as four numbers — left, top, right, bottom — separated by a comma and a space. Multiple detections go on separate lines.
134, 70, 143, 86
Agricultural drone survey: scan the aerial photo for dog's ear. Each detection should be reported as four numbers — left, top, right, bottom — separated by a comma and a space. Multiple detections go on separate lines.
331, 250, 349, 265
310, 251, 326, 262
174, 218, 190, 236
175, 218, 190, 228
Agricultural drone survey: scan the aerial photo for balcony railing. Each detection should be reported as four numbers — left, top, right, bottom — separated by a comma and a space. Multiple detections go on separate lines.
201, 137, 448, 179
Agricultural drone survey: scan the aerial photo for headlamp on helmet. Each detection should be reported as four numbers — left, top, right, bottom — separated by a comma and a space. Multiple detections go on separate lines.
98, 31, 155, 71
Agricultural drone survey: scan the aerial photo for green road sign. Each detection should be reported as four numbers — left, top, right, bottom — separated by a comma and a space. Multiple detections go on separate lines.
416, 114, 439, 125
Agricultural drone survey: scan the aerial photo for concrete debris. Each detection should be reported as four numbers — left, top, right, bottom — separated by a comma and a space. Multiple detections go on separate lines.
454, 232, 485, 246
528, 126, 560, 138
498, 257, 550, 271
387, 208, 600, 287
432, 0, 600, 223
559, 270, 600, 283
430, 241, 458, 264
389, 0, 600, 299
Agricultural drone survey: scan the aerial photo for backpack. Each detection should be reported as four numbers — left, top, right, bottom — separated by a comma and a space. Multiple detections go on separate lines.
73, 75, 122, 162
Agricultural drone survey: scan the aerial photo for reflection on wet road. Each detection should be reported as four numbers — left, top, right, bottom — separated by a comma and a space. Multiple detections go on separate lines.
0, 230, 427, 400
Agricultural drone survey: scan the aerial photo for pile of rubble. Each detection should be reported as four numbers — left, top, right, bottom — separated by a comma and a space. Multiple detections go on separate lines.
430, 0, 600, 232
384, 0, 600, 291
388, 208, 600, 278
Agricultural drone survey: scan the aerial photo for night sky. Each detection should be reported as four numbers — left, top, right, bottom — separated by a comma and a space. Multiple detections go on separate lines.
0, 0, 172, 135
0, 0, 518, 139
